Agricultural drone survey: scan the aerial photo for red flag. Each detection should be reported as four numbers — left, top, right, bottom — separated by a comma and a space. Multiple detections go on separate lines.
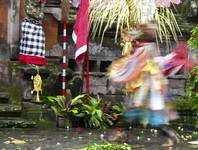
72, 0, 89, 64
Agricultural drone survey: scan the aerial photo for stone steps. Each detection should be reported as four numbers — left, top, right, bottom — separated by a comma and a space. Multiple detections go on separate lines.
0, 92, 9, 103
0, 117, 36, 128
0, 104, 22, 112
0, 93, 36, 128
0, 104, 36, 128
0, 104, 22, 117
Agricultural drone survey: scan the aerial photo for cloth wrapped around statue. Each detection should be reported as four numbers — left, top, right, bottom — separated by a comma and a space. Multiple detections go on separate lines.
19, 17, 45, 65
18, 0, 46, 65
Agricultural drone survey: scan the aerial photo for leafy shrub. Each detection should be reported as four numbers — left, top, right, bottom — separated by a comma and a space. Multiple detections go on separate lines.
44, 96, 68, 117
43, 94, 124, 128
174, 66, 198, 127
70, 94, 103, 128
70, 94, 124, 128
186, 66, 198, 102
174, 66, 198, 110
188, 26, 198, 51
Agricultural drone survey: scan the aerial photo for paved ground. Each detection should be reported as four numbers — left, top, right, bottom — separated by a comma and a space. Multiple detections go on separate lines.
0, 127, 198, 150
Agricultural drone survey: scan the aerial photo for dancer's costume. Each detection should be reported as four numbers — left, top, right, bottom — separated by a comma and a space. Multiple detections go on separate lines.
107, 0, 196, 127
108, 42, 197, 126
19, 0, 46, 65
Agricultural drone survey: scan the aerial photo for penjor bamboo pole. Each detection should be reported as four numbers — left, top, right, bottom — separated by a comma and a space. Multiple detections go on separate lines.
61, 22, 68, 96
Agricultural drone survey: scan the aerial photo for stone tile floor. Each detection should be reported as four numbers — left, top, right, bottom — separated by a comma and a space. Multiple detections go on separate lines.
0, 127, 198, 150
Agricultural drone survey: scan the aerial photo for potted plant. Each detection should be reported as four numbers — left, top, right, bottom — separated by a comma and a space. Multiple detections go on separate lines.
44, 95, 71, 128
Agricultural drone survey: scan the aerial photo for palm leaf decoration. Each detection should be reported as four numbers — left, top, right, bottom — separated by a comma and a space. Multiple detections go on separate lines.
90, 0, 140, 43
155, 7, 182, 47
89, 0, 181, 46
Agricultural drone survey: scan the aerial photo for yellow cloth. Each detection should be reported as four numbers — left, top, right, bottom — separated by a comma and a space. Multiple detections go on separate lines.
124, 60, 162, 93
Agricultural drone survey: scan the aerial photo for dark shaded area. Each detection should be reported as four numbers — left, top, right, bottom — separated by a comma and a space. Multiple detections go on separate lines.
21, 68, 51, 80
100, 61, 111, 72
45, 0, 61, 8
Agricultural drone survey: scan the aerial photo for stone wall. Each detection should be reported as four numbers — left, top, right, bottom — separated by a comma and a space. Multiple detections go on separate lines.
66, 40, 187, 98
0, 61, 11, 86
0, 44, 11, 87
168, 75, 187, 97
0, 40, 188, 100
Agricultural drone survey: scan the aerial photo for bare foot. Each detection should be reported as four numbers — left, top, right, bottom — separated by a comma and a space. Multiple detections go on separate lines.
108, 130, 128, 142
162, 138, 174, 147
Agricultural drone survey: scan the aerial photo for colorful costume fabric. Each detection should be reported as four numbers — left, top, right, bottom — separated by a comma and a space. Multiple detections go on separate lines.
19, 0, 46, 65
108, 42, 196, 126
155, 42, 197, 76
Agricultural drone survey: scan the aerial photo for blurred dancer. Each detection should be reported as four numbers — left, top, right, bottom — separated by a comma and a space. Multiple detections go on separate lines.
107, 24, 196, 146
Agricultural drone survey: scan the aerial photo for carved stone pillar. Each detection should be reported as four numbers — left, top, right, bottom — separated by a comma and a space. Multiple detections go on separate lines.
7, 0, 20, 58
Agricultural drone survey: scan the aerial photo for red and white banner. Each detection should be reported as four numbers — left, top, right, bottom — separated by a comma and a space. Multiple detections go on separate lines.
72, 0, 89, 64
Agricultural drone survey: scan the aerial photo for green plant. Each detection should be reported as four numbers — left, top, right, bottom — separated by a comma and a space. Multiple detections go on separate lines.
44, 94, 125, 128
173, 97, 195, 110
173, 66, 198, 110
68, 143, 131, 150
102, 102, 124, 126
70, 95, 124, 128
71, 94, 104, 128
186, 65, 198, 102
111, 103, 124, 117
183, 65, 198, 127
173, 65, 198, 128
188, 26, 198, 50
43, 96, 68, 117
